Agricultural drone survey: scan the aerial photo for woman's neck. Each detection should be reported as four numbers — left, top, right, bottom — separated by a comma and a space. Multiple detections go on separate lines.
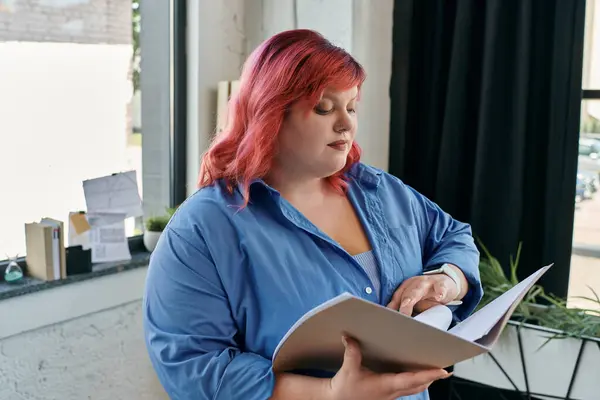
264, 168, 333, 206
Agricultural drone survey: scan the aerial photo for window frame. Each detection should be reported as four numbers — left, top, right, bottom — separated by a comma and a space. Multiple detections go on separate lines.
583, 90, 600, 99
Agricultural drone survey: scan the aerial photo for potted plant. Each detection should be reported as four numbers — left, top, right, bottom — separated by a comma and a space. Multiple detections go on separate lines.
453, 241, 600, 399
143, 207, 176, 252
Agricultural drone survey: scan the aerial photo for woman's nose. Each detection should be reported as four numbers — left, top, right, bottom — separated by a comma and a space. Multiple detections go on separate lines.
334, 111, 353, 133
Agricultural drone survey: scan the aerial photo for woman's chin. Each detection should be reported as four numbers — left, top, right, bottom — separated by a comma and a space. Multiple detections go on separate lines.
320, 157, 349, 177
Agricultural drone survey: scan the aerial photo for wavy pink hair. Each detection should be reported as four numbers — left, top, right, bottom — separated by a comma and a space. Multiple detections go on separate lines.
198, 29, 366, 206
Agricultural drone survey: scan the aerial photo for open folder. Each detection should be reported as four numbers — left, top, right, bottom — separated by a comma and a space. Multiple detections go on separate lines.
272, 264, 552, 374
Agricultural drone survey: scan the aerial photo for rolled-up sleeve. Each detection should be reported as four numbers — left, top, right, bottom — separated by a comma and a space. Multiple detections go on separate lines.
142, 226, 275, 400
408, 187, 483, 322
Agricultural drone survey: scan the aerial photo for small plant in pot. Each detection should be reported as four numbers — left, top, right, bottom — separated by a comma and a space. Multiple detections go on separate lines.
143, 207, 176, 252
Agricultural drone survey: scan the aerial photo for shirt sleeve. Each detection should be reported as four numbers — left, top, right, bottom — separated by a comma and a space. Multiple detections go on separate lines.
142, 226, 276, 400
407, 186, 483, 322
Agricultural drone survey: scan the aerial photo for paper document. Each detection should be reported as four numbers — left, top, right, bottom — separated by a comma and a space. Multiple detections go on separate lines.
68, 212, 91, 249
83, 171, 143, 219
88, 214, 131, 263
70, 212, 91, 235
86, 211, 133, 228
448, 264, 552, 341
271, 265, 552, 374
413, 305, 453, 331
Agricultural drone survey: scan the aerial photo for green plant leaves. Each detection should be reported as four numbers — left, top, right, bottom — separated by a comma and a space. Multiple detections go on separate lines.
144, 206, 178, 232
476, 239, 600, 340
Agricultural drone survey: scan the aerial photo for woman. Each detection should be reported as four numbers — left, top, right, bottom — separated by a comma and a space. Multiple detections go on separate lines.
143, 29, 482, 400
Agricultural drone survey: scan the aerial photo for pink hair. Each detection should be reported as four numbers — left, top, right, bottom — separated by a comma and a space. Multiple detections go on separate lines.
198, 29, 366, 206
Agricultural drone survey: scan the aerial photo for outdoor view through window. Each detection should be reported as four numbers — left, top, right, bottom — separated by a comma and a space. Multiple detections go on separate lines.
0, 0, 142, 261
570, 0, 600, 310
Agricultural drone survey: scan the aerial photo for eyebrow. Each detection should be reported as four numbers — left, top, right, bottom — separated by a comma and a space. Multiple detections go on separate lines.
321, 93, 358, 102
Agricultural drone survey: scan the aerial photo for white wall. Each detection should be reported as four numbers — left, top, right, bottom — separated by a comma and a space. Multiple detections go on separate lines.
0, 301, 167, 400
0, 268, 166, 400
186, 0, 394, 195
186, 0, 247, 196
351, 0, 394, 171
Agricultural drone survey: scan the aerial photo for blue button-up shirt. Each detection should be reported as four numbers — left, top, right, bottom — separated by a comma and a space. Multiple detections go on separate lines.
142, 162, 483, 400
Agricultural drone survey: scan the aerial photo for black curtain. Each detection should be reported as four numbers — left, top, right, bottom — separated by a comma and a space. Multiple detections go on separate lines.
389, 0, 586, 300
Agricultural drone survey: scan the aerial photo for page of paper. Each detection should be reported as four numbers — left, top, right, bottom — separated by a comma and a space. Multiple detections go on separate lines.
88, 215, 131, 263
449, 265, 552, 341
83, 171, 143, 218
68, 212, 90, 249
413, 305, 453, 331
70, 212, 91, 235
86, 211, 132, 228
273, 292, 355, 359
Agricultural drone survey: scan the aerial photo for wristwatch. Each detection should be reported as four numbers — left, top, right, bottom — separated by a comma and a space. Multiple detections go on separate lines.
423, 263, 463, 306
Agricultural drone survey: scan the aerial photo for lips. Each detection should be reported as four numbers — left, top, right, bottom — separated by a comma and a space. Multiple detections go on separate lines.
327, 140, 348, 151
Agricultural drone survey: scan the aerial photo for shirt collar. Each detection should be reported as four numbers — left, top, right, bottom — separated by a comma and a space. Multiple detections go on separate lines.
235, 162, 382, 199
236, 178, 279, 200
346, 162, 383, 189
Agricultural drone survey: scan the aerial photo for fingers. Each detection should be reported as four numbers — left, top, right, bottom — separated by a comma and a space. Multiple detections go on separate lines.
398, 279, 433, 315
413, 299, 441, 313
395, 381, 438, 398
432, 278, 450, 302
387, 278, 425, 315
341, 335, 362, 371
388, 369, 452, 394
336, 336, 453, 399
388, 276, 457, 315
386, 280, 409, 311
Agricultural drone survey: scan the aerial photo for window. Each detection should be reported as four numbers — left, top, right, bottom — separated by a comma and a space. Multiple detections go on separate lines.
570, 0, 600, 309
579, 142, 598, 157
0, 1, 143, 260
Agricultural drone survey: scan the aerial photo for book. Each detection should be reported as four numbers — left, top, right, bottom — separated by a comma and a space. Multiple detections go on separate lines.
272, 264, 552, 374
24, 218, 66, 280
40, 218, 66, 280
24, 222, 55, 281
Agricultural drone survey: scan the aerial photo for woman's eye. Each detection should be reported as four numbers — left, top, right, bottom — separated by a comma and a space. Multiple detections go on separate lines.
314, 106, 333, 115
347, 108, 356, 114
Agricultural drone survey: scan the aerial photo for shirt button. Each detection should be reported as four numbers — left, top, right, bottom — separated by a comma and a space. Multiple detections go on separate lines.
365, 287, 373, 295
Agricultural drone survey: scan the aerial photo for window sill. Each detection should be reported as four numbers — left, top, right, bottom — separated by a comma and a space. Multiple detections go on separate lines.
0, 251, 151, 340
0, 251, 151, 302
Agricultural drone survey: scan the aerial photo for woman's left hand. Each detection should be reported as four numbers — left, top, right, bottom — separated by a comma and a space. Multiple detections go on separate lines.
386, 273, 461, 316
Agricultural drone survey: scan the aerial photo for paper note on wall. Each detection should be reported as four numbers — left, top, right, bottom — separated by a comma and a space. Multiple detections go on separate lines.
70, 212, 91, 235
82, 171, 143, 219
87, 212, 131, 263
68, 212, 91, 249
86, 211, 132, 228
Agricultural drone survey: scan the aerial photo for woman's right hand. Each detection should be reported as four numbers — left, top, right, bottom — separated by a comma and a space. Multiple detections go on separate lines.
328, 336, 452, 400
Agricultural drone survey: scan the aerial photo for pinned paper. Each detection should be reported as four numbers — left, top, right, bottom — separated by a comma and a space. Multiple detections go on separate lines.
86, 211, 129, 228
88, 216, 131, 263
68, 212, 90, 249
82, 171, 143, 219
70, 212, 91, 235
